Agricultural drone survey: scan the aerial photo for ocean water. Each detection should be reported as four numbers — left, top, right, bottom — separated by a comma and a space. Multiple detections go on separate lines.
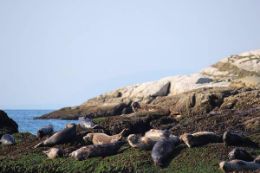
4, 110, 78, 135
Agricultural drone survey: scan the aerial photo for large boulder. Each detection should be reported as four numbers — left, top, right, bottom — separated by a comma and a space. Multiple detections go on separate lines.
0, 110, 18, 137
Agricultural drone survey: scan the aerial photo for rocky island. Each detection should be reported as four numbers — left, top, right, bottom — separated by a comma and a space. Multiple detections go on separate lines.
1, 50, 260, 173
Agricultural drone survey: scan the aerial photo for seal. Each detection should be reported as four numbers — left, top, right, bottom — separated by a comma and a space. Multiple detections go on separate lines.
255, 156, 260, 164
228, 148, 254, 161
127, 134, 157, 150
219, 160, 260, 172
0, 134, 15, 145
34, 123, 77, 148
37, 124, 54, 138
151, 136, 180, 167
127, 133, 179, 150
223, 131, 258, 147
70, 141, 124, 161
83, 128, 127, 145
79, 117, 100, 129
179, 131, 222, 148
43, 147, 63, 159
144, 129, 171, 141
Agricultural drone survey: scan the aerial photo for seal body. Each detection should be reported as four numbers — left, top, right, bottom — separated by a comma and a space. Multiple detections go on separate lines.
144, 129, 170, 141
255, 156, 260, 164
70, 141, 124, 161
228, 148, 254, 161
43, 148, 63, 159
37, 124, 54, 138
79, 117, 98, 129
83, 129, 126, 145
151, 137, 179, 166
0, 134, 15, 145
34, 123, 77, 148
219, 160, 260, 172
128, 133, 179, 150
127, 134, 157, 150
179, 131, 222, 148
223, 131, 258, 147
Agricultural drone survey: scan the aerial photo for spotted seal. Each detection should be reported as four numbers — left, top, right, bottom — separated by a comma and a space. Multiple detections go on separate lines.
70, 141, 124, 161
83, 128, 127, 145
179, 131, 222, 148
0, 134, 15, 145
219, 160, 260, 172
37, 124, 54, 138
43, 148, 63, 159
228, 148, 254, 161
151, 136, 180, 167
34, 123, 77, 148
223, 131, 258, 147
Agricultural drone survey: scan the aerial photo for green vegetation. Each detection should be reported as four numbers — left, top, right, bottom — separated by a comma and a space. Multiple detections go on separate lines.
1, 142, 259, 173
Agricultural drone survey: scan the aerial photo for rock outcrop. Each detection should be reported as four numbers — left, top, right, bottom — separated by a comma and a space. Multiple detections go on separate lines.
38, 49, 260, 120
0, 110, 18, 137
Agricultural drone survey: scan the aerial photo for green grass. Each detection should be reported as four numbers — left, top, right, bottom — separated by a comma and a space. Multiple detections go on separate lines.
1, 143, 256, 173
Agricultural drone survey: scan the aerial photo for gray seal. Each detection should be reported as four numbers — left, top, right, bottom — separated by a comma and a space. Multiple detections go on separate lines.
219, 160, 260, 172
228, 148, 254, 162
151, 136, 180, 166
83, 128, 126, 145
0, 134, 15, 145
37, 124, 54, 138
43, 147, 63, 159
70, 141, 124, 161
223, 131, 258, 147
34, 123, 76, 148
179, 131, 222, 148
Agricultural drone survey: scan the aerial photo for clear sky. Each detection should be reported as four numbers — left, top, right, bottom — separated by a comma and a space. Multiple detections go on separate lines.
0, 0, 260, 109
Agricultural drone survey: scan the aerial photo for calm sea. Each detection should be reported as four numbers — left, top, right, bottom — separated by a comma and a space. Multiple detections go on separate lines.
4, 110, 78, 135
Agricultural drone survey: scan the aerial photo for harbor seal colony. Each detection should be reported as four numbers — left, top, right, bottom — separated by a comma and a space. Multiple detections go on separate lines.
37, 124, 54, 138
179, 131, 222, 148
228, 148, 254, 161
83, 128, 127, 145
151, 136, 180, 167
43, 148, 63, 159
70, 141, 124, 161
0, 134, 15, 145
34, 123, 77, 148
223, 131, 258, 147
219, 160, 260, 172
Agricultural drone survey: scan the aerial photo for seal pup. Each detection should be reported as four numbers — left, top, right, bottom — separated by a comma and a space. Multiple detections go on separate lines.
34, 123, 77, 148
43, 148, 63, 159
223, 131, 258, 147
179, 131, 222, 148
83, 128, 127, 145
0, 134, 15, 145
151, 136, 180, 167
228, 148, 254, 161
219, 160, 260, 172
37, 124, 54, 138
70, 141, 124, 161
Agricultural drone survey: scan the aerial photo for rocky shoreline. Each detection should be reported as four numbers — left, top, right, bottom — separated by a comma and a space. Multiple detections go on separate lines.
0, 50, 260, 173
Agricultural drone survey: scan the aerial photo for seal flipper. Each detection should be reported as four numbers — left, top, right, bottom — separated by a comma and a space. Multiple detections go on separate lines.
34, 142, 44, 148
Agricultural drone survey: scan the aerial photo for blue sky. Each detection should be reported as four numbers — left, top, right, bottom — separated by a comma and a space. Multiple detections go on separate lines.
0, 0, 260, 109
